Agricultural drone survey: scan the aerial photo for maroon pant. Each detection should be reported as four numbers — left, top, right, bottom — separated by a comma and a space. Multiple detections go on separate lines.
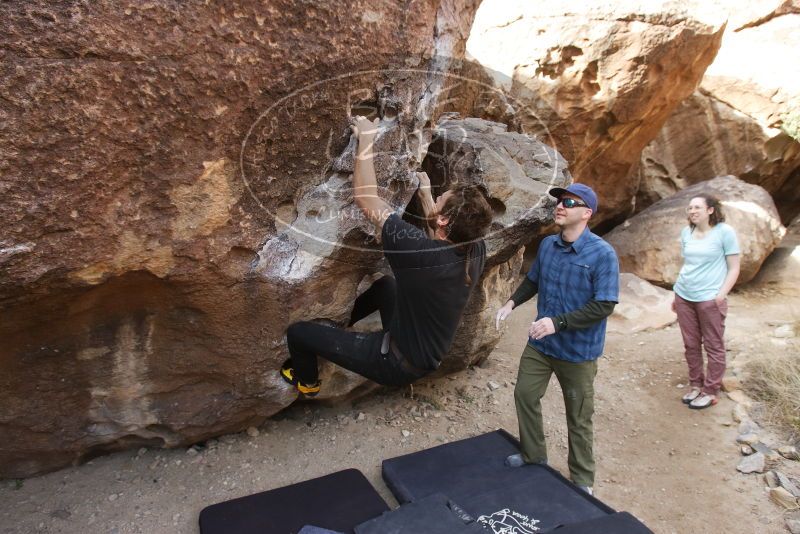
674, 294, 728, 396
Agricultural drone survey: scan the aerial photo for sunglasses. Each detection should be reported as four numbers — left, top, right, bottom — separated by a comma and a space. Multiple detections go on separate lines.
557, 198, 588, 209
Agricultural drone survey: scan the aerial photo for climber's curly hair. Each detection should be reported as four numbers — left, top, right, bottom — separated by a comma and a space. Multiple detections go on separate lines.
439, 183, 493, 244
439, 184, 493, 285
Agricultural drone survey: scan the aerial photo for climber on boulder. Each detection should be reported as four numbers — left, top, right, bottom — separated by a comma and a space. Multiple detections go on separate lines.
280, 116, 493, 396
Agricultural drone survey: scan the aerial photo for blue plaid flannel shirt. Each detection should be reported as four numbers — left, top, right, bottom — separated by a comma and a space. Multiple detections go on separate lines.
527, 227, 620, 362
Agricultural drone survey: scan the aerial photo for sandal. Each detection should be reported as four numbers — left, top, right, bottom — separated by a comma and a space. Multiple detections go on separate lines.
682, 387, 701, 404
688, 393, 717, 410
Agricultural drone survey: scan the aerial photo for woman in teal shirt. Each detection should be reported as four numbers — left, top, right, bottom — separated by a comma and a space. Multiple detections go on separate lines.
672, 195, 740, 409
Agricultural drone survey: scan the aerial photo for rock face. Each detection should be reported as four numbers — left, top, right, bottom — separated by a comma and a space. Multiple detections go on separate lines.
0, 2, 573, 477
0, 0, 498, 478
637, 92, 800, 213
423, 116, 571, 263
638, 1, 800, 222
464, 0, 726, 228
607, 273, 676, 334
605, 176, 785, 286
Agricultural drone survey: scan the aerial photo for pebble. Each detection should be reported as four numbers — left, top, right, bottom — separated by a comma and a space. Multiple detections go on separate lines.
786, 511, 800, 534
765, 471, 779, 488
108, 493, 118, 502
721, 375, 741, 392
736, 433, 760, 446
487, 381, 500, 391
740, 445, 754, 456
752, 442, 780, 460
736, 452, 765, 474
732, 404, 749, 423
770, 487, 799, 509
726, 390, 753, 407
777, 472, 800, 498
246, 427, 259, 438
356, 412, 366, 421
779, 446, 800, 461
51, 509, 71, 520
401, 430, 411, 438
738, 420, 760, 435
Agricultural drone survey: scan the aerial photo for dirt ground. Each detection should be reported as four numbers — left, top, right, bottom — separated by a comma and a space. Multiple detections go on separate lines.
1, 285, 799, 534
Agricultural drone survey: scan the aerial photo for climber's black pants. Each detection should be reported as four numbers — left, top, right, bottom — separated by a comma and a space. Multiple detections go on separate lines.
286, 276, 421, 387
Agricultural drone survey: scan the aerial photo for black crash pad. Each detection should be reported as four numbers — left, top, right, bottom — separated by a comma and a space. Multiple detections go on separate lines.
354, 493, 486, 534
547, 511, 653, 533
199, 468, 389, 534
382, 430, 620, 533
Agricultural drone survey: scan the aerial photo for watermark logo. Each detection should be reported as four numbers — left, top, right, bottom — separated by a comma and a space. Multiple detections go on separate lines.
477, 507, 541, 533
240, 60, 570, 274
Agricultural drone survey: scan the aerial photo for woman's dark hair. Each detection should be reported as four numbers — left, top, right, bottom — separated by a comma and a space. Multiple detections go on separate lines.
688, 194, 725, 230
439, 183, 493, 285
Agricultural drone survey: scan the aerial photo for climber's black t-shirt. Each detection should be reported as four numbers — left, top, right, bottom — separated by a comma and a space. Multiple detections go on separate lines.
381, 213, 486, 370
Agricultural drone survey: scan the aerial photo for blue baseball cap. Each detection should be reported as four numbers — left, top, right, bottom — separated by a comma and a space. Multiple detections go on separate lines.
549, 183, 598, 213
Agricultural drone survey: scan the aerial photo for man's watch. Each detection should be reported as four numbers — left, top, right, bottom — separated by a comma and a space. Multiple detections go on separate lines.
555, 317, 567, 331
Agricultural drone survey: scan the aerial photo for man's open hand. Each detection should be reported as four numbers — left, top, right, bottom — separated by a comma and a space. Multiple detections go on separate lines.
495, 300, 514, 330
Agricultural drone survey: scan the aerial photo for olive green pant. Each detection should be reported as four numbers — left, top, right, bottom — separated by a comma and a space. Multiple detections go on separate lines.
514, 344, 598, 487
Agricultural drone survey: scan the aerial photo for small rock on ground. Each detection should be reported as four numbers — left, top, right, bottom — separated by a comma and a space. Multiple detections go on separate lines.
738, 420, 760, 435
737, 452, 766, 474
779, 446, 800, 461
770, 487, 800, 510
777, 472, 800, 498
732, 404, 749, 423
736, 433, 760, 446
752, 442, 780, 460
765, 471, 779, 488
786, 511, 800, 534
726, 390, 753, 407
721, 375, 741, 392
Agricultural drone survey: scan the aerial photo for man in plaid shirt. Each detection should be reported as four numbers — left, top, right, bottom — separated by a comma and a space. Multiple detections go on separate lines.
495, 183, 620, 496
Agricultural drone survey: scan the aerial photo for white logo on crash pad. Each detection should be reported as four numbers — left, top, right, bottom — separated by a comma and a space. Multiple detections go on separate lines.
477, 508, 540, 533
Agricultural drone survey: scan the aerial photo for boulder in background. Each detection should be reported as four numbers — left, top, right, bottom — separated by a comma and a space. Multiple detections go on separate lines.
605, 176, 785, 286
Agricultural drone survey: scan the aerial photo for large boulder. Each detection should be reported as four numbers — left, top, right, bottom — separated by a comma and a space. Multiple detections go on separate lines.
605, 176, 786, 286
463, 0, 726, 228
607, 273, 676, 334
638, 1, 800, 222
0, 0, 500, 477
748, 215, 800, 296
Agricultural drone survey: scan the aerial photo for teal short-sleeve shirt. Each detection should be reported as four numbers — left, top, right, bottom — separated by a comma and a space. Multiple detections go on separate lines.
674, 222, 740, 302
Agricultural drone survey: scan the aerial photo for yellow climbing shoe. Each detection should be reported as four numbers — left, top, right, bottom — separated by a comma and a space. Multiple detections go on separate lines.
279, 363, 320, 397
296, 381, 321, 397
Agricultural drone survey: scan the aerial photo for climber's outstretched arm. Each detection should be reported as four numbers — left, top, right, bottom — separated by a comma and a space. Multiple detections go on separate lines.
351, 116, 393, 231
